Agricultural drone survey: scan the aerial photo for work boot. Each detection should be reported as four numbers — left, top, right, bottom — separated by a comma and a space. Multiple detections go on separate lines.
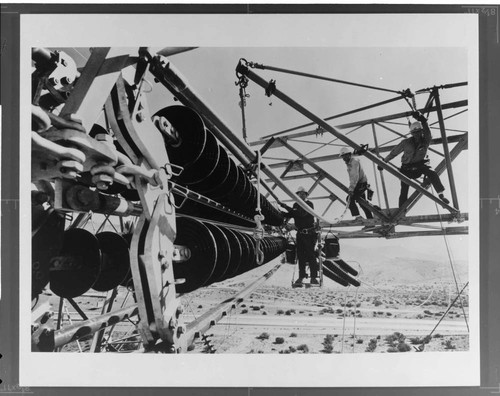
310, 278, 319, 285
293, 278, 304, 287
439, 194, 450, 205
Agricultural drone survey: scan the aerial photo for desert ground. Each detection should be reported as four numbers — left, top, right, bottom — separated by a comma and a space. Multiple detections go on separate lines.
50, 252, 469, 354
181, 257, 469, 354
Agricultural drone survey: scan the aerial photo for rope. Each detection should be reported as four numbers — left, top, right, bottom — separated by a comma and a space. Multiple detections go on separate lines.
340, 287, 350, 353
247, 61, 401, 94
417, 282, 469, 351
331, 194, 351, 224
430, 186, 469, 331
253, 151, 265, 265
414, 288, 435, 309
213, 308, 239, 353
352, 287, 359, 353
371, 161, 383, 208
356, 279, 406, 307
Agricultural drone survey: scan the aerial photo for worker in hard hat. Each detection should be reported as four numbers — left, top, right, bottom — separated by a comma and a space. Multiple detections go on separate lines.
279, 186, 319, 286
381, 111, 450, 208
339, 147, 374, 222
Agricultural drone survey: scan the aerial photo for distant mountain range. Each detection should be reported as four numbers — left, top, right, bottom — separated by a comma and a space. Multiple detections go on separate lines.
220, 242, 469, 290
336, 243, 468, 284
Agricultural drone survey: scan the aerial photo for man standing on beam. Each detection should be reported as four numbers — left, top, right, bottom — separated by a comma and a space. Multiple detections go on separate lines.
380, 112, 450, 208
339, 147, 375, 223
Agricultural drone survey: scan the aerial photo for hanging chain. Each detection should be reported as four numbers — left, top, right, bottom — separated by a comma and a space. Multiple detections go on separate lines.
235, 59, 251, 141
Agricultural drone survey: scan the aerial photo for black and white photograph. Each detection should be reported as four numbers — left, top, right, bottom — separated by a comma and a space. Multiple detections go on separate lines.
19, 11, 480, 388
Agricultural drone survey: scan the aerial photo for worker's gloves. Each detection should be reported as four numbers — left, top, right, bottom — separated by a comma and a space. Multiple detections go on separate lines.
279, 202, 291, 211
412, 111, 427, 122
377, 157, 388, 171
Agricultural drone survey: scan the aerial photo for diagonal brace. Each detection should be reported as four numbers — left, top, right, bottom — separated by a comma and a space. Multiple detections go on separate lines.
277, 137, 389, 222
392, 134, 468, 222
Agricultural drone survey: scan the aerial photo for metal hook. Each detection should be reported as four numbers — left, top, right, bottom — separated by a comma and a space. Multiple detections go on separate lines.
162, 162, 184, 178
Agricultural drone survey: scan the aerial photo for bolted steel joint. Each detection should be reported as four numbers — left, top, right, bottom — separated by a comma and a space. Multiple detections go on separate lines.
158, 250, 169, 270
168, 318, 177, 330
177, 325, 185, 337
136, 112, 146, 122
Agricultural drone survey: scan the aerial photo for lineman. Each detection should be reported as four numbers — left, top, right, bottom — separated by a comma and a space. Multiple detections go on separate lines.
280, 187, 319, 286
339, 147, 374, 222
380, 112, 450, 208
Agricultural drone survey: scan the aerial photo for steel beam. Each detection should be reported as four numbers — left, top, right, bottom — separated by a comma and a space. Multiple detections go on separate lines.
184, 262, 282, 349
236, 62, 459, 215
151, 56, 327, 222
375, 122, 444, 158
59, 48, 137, 132
265, 160, 295, 198
433, 88, 460, 210
261, 95, 404, 140
249, 100, 467, 146
281, 195, 332, 202
308, 172, 325, 195
264, 134, 466, 170
329, 100, 468, 130
322, 199, 336, 217
320, 212, 467, 228
90, 288, 119, 352
335, 227, 468, 239
51, 305, 139, 350
265, 172, 320, 182
277, 137, 389, 222
385, 227, 468, 238
371, 123, 390, 209
150, 57, 252, 167
276, 169, 346, 205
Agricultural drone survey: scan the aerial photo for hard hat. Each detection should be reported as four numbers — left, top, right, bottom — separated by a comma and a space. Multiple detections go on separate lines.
339, 147, 351, 156
296, 186, 308, 195
410, 121, 423, 133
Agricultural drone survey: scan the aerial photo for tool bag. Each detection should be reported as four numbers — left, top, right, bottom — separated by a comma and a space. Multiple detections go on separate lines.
285, 237, 297, 264
323, 232, 340, 258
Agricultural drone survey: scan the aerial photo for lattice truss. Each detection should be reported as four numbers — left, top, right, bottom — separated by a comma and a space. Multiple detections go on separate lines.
236, 59, 468, 239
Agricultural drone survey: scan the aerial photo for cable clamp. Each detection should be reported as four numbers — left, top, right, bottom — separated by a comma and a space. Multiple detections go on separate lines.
265, 79, 276, 97
315, 125, 325, 137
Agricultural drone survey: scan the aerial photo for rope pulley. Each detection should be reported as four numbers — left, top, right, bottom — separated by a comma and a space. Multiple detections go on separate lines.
400, 88, 418, 126
315, 125, 325, 137
265, 79, 276, 97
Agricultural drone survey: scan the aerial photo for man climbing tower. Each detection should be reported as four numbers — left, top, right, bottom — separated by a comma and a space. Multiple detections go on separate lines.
380, 111, 450, 208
